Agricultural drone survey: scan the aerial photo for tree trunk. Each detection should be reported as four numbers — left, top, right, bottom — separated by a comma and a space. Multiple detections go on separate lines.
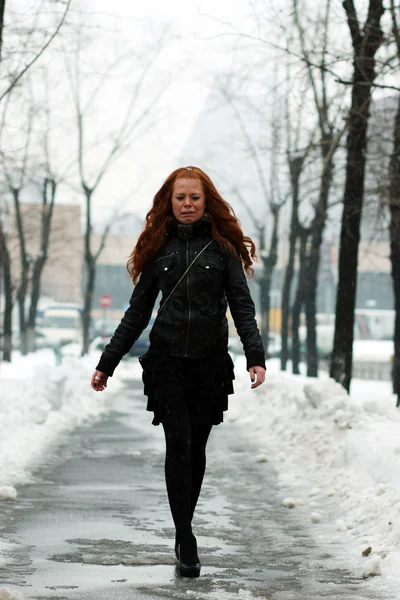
281, 240, 296, 370
16, 267, 29, 355
260, 274, 271, 355
305, 136, 335, 377
330, 1, 384, 391
389, 95, 400, 407
292, 229, 308, 374
281, 156, 303, 370
260, 212, 279, 357
82, 258, 95, 355
82, 188, 94, 355
12, 187, 31, 355
257, 224, 268, 350
0, 222, 12, 362
27, 178, 56, 352
27, 257, 45, 352
0, 1, 6, 59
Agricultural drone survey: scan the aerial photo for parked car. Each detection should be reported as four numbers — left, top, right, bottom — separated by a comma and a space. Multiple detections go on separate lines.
92, 317, 156, 357
128, 316, 156, 358
93, 318, 121, 340
40, 306, 83, 346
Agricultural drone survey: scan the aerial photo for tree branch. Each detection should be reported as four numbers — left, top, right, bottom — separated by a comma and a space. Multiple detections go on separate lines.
321, 0, 332, 119
334, 77, 400, 91
342, 0, 362, 48
220, 86, 270, 205
0, 0, 72, 103
390, 0, 400, 60
293, 0, 323, 133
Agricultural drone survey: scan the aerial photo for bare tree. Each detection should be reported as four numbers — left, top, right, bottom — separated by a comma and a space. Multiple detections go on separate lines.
330, 0, 385, 391
0, 80, 63, 355
0, 211, 12, 361
0, 1, 72, 103
218, 81, 286, 356
0, 0, 71, 362
66, 26, 174, 355
292, 0, 348, 377
0, 87, 35, 355
0, 1, 5, 59
291, 222, 311, 373
0, 0, 9, 361
280, 99, 315, 371
26, 178, 57, 351
388, 0, 400, 406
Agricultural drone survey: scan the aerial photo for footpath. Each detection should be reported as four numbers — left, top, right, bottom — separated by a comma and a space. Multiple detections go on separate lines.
0, 376, 396, 600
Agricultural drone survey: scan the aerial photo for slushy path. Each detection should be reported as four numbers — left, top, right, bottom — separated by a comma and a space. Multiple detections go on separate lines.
0, 375, 396, 600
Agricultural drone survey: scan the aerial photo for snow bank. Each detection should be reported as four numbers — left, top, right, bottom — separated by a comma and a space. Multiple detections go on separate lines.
0, 348, 123, 487
0, 587, 24, 600
229, 356, 400, 581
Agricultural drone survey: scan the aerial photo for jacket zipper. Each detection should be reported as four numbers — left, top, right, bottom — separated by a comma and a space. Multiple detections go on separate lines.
154, 251, 176, 263
185, 239, 191, 357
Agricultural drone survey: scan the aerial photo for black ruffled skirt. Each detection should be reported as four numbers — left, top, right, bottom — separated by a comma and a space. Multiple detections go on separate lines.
139, 346, 235, 426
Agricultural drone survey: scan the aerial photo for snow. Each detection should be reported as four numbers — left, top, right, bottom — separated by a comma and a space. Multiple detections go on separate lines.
282, 497, 296, 508
361, 555, 382, 578
228, 353, 400, 585
0, 486, 17, 501
0, 588, 25, 600
1, 341, 400, 590
0, 347, 123, 487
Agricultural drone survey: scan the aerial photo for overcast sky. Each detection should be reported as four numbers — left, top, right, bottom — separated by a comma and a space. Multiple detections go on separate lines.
63, 0, 274, 231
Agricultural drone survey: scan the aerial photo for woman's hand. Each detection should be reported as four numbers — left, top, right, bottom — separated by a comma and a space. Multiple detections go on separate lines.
91, 370, 109, 391
249, 366, 266, 389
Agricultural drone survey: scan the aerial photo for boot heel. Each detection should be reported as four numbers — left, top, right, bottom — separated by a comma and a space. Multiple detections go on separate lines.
178, 540, 201, 578
179, 552, 201, 578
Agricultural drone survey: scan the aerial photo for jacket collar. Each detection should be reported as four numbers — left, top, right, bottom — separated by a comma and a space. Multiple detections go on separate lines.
169, 214, 212, 240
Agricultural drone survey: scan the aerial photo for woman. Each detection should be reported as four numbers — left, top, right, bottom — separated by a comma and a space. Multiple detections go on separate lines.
91, 166, 266, 578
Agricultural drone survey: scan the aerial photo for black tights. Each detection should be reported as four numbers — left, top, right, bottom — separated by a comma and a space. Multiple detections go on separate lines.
162, 404, 212, 543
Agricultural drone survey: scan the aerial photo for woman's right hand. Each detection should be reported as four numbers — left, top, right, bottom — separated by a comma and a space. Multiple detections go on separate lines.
91, 370, 108, 392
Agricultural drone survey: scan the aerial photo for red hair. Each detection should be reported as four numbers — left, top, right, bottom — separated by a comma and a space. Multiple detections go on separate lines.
127, 166, 257, 284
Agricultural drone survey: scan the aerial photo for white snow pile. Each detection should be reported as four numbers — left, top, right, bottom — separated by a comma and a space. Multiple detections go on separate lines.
0, 486, 17, 501
229, 357, 400, 582
0, 588, 24, 600
0, 348, 122, 488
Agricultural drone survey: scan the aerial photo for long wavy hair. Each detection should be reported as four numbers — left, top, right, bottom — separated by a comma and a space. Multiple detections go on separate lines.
127, 166, 257, 284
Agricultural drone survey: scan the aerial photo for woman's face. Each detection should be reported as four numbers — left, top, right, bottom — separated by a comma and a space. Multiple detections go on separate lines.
171, 178, 206, 224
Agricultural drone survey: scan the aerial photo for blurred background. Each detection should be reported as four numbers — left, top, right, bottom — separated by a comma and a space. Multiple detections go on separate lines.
0, 0, 399, 388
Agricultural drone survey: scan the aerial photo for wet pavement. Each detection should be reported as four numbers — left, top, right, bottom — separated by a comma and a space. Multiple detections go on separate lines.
0, 375, 397, 600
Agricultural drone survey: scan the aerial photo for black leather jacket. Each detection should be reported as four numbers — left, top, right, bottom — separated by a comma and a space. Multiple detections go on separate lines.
96, 216, 265, 376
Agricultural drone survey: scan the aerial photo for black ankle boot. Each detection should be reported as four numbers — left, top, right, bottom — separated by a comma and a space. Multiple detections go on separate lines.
178, 534, 200, 578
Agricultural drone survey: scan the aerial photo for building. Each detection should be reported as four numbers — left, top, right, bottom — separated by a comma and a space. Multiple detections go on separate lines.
8, 203, 83, 304
6, 203, 140, 318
